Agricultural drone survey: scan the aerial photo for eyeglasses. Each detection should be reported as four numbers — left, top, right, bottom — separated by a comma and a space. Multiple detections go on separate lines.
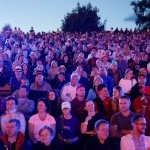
136, 123, 147, 126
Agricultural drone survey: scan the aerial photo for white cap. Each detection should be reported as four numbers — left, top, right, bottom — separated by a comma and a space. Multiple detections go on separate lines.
61, 101, 71, 110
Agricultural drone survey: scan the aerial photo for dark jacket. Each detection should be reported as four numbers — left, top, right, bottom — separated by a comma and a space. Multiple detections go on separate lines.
0, 132, 32, 150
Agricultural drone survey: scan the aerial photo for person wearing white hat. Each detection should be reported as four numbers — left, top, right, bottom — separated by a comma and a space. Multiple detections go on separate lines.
10, 65, 22, 92
56, 101, 81, 150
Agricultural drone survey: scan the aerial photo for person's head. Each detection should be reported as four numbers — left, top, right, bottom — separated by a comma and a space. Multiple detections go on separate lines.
63, 55, 69, 62
6, 119, 21, 138
35, 72, 44, 84
138, 73, 147, 85
61, 101, 71, 115
59, 65, 66, 73
110, 62, 118, 72
95, 119, 109, 142
76, 84, 85, 97
97, 84, 109, 98
119, 95, 131, 113
125, 68, 133, 79
93, 76, 103, 87
101, 54, 108, 62
5, 96, 18, 111
99, 67, 107, 76
51, 60, 58, 68
19, 85, 29, 98
21, 63, 28, 71
37, 98, 50, 113
76, 65, 84, 76
47, 90, 57, 101
96, 59, 102, 68
84, 101, 95, 112
91, 67, 99, 76
139, 68, 148, 77
39, 126, 54, 146
113, 86, 124, 99
70, 73, 80, 87
116, 53, 123, 61
132, 115, 147, 135
21, 78, 29, 87
15, 66, 22, 78
57, 72, 65, 82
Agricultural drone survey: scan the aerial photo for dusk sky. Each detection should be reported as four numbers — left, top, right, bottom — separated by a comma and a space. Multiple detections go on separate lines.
0, 0, 136, 32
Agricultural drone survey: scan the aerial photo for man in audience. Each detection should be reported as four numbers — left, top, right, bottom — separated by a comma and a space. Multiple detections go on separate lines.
71, 84, 87, 121
110, 95, 136, 139
10, 66, 22, 93
121, 115, 150, 150
0, 119, 32, 150
84, 119, 119, 150
29, 71, 51, 104
17, 85, 35, 120
61, 73, 80, 102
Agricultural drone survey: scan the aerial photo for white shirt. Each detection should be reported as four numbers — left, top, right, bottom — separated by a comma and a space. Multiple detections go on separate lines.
119, 78, 137, 94
28, 113, 56, 141
121, 133, 150, 150
61, 83, 77, 101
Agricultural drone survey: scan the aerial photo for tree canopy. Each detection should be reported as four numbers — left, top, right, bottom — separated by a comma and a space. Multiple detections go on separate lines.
131, 0, 150, 30
61, 2, 106, 33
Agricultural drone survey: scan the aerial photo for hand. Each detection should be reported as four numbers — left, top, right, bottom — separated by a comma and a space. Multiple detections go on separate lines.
85, 116, 92, 123
141, 96, 148, 106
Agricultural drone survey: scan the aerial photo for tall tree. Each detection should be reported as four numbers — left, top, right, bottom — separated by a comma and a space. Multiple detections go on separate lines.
131, 0, 150, 29
61, 2, 106, 33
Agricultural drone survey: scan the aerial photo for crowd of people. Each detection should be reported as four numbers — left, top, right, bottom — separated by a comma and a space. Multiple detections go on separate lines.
0, 26, 150, 150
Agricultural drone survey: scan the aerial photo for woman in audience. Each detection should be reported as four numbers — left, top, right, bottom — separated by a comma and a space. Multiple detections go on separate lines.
47, 89, 61, 119
28, 98, 56, 143
111, 86, 124, 114
119, 68, 137, 95
87, 76, 103, 101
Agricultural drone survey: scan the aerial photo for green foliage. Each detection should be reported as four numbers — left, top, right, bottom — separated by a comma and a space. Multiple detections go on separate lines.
131, 0, 150, 30
61, 2, 106, 33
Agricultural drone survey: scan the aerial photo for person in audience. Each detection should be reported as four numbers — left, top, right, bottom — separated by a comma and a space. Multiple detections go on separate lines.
121, 115, 150, 150
81, 101, 103, 146
61, 73, 80, 102
71, 84, 87, 121
119, 68, 137, 95
0, 119, 32, 150
94, 84, 112, 121
34, 126, 61, 150
1, 96, 26, 134
130, 73, 147, 101
110, 95, 136, 139
10, 66, 23, 93
28, 98, 56, 143
54, 72, 68, 91
107, 61, 122, 86
132, 86, 150, 135
56, 101, 81, 150
17, 85, 35, 120
84, 119, 120, 150
12, 78, 30, 99
29, 71, 51, 104
47, 89, 61, 119
111, 86, 124, 114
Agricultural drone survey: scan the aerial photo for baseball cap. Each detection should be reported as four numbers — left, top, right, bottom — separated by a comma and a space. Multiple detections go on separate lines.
61, 101, 71, 110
